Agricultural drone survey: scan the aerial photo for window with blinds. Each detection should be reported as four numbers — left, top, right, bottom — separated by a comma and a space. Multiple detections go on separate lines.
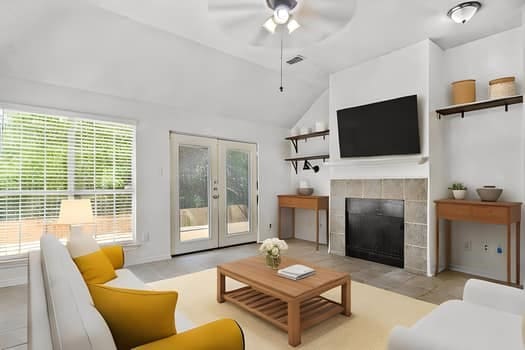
0, 109, 136, 256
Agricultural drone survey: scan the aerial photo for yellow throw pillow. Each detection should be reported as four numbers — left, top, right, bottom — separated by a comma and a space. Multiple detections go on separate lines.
88, 284, 178, 350
68, 231, 116, 284
101, 245, 125, 270
73, 250, 117, 284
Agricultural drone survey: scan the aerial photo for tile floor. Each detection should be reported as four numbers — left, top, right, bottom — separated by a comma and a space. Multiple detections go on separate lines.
0, 239, 485, 350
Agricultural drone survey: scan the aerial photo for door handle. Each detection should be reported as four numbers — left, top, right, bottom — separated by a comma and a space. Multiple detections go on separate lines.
212, 194, 219, 199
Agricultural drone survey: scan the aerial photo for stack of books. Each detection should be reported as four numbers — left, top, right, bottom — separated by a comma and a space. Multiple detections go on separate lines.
277, 264, 315, 280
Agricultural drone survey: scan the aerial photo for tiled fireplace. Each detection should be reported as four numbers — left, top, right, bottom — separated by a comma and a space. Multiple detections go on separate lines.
330, 178, 428, 275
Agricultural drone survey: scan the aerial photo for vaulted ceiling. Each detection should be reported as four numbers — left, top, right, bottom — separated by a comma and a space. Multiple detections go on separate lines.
0, 0, 523, 127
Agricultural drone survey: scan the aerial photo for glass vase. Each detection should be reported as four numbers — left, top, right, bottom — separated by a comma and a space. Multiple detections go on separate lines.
266, 254, 281, 270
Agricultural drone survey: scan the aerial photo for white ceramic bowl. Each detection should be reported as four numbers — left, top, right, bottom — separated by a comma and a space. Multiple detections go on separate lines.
476, 187, 503, 202
297, 188, 314, 196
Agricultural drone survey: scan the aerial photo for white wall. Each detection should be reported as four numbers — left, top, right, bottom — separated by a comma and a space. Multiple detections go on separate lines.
285, 90, 329, 243
286, 42, 434, 255
0, 77, 291, 271
290, 90, 330, 194
329, 40, 431, 180
428, 41, 449, 275
441, 28, 524, 282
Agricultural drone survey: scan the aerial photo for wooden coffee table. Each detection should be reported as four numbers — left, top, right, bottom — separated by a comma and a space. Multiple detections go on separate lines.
217, 256, 351, 347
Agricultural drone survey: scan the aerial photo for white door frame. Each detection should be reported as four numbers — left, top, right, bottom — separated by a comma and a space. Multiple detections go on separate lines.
170, 132, 258, 255
170, 133, 219, 255
218, 140, 258, 247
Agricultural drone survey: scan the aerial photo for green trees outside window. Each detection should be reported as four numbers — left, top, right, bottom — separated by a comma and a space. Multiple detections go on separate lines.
0, 111, 135, 256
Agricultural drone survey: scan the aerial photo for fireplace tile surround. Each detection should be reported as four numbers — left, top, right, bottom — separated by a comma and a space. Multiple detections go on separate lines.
330, 178, 428, 275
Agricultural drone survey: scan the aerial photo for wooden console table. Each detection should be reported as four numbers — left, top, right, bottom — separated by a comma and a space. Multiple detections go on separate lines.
435, 199, 522, 285
278, 195, 329, 250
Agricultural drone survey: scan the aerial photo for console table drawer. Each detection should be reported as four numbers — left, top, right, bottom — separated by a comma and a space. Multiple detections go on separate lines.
437, 204, 471, 220
471, 206, 507, 224
279, 197, 316, 209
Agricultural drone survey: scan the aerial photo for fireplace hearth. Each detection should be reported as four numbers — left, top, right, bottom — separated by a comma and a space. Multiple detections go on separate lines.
345, 198, 405, 268
330, 178, 428, 275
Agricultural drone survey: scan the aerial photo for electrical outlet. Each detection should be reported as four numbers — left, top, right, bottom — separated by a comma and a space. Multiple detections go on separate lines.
269, 223, 272, 229
483, 243, 489, 252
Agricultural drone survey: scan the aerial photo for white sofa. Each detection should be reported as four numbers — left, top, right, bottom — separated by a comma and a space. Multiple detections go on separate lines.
28, 234, 193, 350
388, 279, 525, 350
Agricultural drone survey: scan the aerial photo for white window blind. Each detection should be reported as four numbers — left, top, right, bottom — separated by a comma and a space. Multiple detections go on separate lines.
0, 110, 136, 256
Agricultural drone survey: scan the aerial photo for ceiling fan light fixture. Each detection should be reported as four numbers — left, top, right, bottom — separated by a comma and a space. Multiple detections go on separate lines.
274, 4, 290, 24
447, 1, 482, 24
287, 18, 301, 33
263, 17, 277, 33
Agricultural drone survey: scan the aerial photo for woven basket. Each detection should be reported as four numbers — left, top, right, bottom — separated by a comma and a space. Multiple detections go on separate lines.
489, 77, 516, 99
451, 79, 476, 105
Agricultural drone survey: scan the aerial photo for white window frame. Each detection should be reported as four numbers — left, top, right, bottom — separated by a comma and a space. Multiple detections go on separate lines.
0, 104, 137, 259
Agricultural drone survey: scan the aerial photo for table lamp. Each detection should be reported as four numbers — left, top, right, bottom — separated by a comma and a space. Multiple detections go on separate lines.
57, 199, 94, 237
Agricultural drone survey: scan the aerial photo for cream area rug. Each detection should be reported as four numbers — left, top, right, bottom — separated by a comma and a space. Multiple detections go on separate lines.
149, 268, 435, 350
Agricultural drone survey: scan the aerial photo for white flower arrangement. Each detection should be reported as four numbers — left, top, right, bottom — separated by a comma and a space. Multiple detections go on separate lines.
259, 238, 288, 257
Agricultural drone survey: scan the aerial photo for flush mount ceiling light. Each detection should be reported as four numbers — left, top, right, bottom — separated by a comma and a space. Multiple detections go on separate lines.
447, 1, 482, 24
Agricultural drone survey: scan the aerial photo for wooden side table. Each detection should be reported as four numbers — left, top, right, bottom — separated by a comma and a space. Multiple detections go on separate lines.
277, 195, 329, 250
435, 199, 522, 285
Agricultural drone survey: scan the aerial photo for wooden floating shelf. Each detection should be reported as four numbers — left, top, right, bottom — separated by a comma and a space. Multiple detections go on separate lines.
285, 130, 329, 141
284, 155, 330, 162
223, 286, 344, 332
436, 95, 523, 119
285, 130, 329, 153
285, 155, 329, 174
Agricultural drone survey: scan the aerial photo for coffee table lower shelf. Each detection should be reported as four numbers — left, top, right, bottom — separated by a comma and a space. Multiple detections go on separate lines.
223, 286, 344, 332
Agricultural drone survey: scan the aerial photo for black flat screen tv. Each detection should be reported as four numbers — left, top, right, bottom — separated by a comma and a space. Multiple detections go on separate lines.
337, 95, 420, 158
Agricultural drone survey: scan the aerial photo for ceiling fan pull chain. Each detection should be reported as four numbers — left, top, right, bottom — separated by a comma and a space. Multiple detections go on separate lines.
279, 37, 283, 92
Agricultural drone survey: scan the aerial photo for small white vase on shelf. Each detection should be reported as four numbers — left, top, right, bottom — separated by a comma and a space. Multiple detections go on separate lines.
300, 127, 312, 135
314, 121, 327, 132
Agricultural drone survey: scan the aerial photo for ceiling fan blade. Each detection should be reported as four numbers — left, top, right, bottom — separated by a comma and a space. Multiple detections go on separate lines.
208, 0, 267, 13
294, 0, 356, 27
249, 27, 271, 47
214, 11, 266, 31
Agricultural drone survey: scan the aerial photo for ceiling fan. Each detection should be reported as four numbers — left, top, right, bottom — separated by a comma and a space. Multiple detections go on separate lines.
208, 0, 356, 48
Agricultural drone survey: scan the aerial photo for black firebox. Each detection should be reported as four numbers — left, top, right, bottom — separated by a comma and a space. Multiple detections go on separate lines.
345, 198, 404, 268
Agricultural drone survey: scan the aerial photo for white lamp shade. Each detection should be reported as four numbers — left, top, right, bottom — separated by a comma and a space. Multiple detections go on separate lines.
57, 199, 94, 225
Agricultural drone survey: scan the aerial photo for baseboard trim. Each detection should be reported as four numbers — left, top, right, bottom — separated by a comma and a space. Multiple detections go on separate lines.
171, 241, 257, 257
0, 257, 28, 269
329, 250, 345, 256
448, 264, 507, 282
126, 254, 171, 266
0, 275, 27, 288
0, 258, 28, 287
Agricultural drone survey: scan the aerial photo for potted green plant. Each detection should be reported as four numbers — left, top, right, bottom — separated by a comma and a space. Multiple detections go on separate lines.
449, 183, 467, 200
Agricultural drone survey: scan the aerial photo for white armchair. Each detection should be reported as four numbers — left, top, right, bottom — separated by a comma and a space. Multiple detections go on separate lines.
388, 279, 524, 350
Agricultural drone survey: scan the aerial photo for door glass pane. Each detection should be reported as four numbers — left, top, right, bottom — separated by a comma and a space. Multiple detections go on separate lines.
179, 145, 209, 241
226, 149, 250, 235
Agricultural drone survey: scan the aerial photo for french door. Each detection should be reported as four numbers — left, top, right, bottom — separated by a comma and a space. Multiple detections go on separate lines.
170, 133, 258, 255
